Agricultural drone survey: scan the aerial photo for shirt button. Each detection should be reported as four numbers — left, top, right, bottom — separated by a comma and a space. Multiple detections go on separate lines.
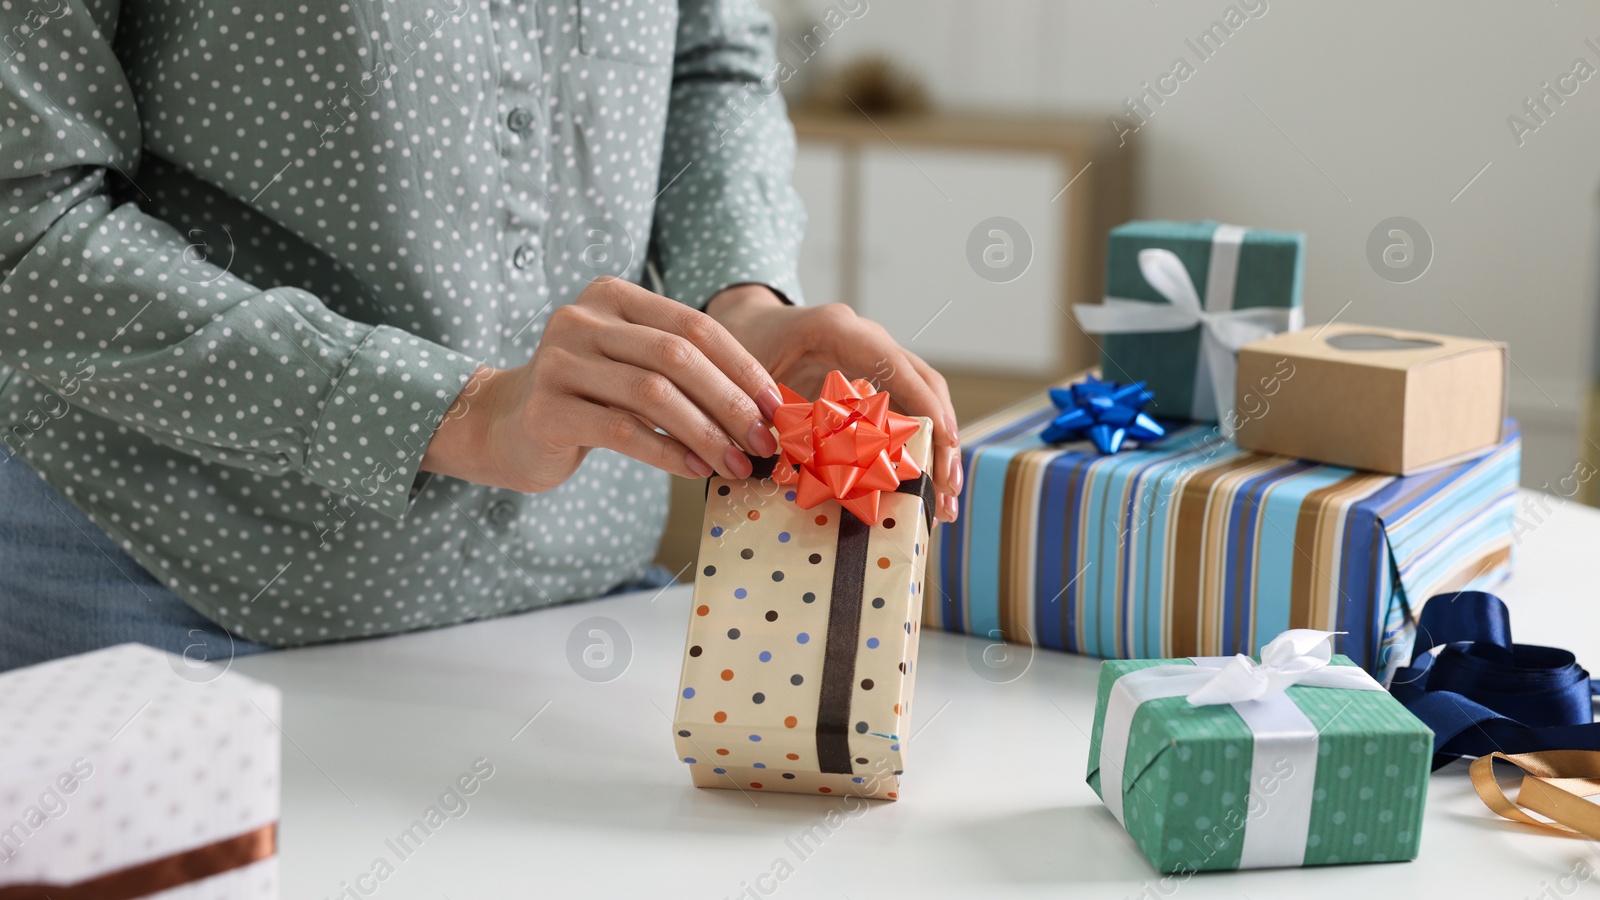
487, 500, 518, 528
512, 243, 536, 270
507, 107, 534, 133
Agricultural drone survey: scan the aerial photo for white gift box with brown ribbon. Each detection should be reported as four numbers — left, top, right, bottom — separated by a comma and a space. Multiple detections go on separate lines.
0, 644, 279, 899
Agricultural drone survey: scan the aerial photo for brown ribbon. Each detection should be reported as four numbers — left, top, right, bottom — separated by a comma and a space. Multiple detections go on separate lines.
816, 507, 873, 774
0, 823, 276, 900
814, 473, 934, 775
1471, 751, 1600, 838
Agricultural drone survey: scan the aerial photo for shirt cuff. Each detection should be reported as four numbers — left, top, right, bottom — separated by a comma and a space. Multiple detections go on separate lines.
304, 324, 480, 520
660, 227, 806, 312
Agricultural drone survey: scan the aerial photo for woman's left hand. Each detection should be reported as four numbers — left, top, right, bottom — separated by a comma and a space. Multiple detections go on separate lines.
705, 284, 963, 523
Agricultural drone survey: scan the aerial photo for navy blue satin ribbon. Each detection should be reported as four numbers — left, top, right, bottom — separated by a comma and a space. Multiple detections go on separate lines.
1389, 591, 1600, 770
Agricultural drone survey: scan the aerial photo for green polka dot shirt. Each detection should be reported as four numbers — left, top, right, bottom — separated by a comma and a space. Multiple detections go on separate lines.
0, 0, 805, 645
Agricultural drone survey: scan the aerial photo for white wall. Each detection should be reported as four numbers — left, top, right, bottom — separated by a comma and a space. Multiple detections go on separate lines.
777, 0, 1600, 480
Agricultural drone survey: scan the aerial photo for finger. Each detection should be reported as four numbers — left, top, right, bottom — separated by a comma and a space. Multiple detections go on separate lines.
597, 282, 783, 420
558, 354, 755, 481
565, 398, 715, 480
904, 352, 963, 521
593, 322, 780, 459
874, 351, 959, 500
867, 351, 958, 522
904, 352, 960, 449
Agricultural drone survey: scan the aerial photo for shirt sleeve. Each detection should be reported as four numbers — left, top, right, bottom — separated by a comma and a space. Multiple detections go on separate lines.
651, 0, 807, 310
0, 2, 480, 520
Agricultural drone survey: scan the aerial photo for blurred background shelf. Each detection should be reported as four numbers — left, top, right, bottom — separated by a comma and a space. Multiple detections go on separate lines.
789, 109, 1133, 380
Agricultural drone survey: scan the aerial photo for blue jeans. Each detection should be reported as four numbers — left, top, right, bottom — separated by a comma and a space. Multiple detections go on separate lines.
0, 458, 677, 672
0, 457, 269, 672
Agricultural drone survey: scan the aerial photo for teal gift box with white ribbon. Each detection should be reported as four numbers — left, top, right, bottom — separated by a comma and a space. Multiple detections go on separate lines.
1086, 631, 1432, 873
1077, 220, 1304, 434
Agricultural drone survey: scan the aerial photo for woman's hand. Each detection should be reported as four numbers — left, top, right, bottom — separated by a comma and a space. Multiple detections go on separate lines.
420, 278, 784, 493
705, 284, 963, 523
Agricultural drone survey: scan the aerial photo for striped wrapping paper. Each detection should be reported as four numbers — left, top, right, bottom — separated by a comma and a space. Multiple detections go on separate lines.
927, 389, 1520, 676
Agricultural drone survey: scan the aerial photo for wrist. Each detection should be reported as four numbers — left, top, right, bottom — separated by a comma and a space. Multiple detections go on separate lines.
703, 283, 786, 335
420, 364, 499, 480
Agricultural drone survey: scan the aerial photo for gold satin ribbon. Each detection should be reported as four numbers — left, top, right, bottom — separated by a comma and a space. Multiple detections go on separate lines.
1471, 751, 1600, 838
0, 822, 276, 900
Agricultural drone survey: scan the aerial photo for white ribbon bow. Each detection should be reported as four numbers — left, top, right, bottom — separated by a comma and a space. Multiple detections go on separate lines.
1095, 630, 1383, 869
1185, 628, 1365, 706
1074, 225, 1303, 434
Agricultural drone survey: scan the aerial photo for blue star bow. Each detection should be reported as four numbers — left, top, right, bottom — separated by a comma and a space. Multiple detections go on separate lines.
1040, 375, 1164, 454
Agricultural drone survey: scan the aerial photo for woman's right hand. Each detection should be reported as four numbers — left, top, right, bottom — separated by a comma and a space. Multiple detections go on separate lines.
420, 277, 784, 493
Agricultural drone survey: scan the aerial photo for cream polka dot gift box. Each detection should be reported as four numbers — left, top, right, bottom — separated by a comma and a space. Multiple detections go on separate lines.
673, 373, 934, 801
1087, 630, 1432, 873
0, 644, 280, 898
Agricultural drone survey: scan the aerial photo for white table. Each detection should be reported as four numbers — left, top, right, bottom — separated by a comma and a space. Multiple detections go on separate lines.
235, 492, 1600, 899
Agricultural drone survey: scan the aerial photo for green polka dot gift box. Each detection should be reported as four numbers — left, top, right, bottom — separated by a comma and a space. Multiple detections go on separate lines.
673, 375, 935, 801
1086, 631, 1433, 873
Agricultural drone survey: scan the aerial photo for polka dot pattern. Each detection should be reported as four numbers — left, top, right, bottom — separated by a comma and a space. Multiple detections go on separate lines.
687, 763, 893, 800
1088, 657, 1433, 872
673, 421, 932, 800
0, 0, 802, 646
0, 645, 279, 890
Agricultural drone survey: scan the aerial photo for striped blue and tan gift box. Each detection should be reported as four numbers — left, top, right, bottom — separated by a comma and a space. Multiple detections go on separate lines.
926, 389, 1520, 677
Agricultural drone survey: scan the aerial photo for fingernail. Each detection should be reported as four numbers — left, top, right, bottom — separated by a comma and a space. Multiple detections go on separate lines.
756, 386, 781, 421
686, 452, 715, 478
947, 494, 960, 521
949, 453, 964, 495
945, 414, 960, 446
724, 445, 754, 480
747, 420, 778, 457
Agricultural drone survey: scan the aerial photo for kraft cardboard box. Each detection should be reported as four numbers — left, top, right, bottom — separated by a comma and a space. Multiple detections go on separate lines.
1233, 324, 1507, 475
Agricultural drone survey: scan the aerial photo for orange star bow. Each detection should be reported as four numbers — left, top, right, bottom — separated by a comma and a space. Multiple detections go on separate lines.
769, 370, 923, 526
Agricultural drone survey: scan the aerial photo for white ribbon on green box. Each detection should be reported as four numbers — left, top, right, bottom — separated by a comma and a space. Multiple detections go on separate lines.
1097, 630, 1384, 869
1074, 224, 1303, 434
